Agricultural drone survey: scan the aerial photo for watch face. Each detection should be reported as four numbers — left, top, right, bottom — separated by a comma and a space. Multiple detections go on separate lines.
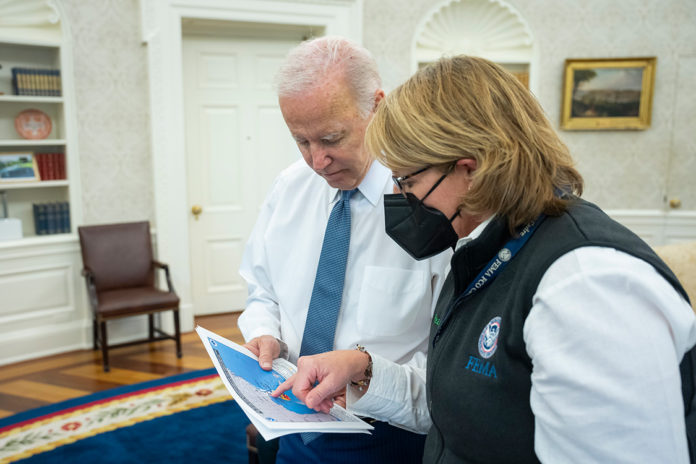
15, 109, 52, 140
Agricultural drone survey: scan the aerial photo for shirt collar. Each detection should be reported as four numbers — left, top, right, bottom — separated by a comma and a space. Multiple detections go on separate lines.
455, 215, 495, 251
328, 159, 385, 206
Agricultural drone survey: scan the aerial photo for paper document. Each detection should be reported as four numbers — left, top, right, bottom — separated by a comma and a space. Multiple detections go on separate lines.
196, 326, 373, 440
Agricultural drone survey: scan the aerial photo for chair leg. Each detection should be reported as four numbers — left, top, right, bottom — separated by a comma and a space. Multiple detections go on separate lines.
100, 320, 110, 372
92, 317, 98, 350
174, 309, 182, 358
148, 314, 155, 341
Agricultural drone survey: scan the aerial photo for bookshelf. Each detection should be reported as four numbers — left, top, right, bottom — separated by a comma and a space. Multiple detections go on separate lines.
0, 1, 91, 370
0, 13, 80, 240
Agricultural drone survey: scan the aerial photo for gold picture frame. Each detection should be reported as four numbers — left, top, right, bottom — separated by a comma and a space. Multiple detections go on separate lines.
561, 57, 656, 130
0, 152, 40, 182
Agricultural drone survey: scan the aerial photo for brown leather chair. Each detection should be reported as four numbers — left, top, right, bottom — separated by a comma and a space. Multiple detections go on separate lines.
78, 221, 182, 372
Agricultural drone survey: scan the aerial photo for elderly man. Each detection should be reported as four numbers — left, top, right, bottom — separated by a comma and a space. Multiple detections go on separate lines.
237, 36, 450, 463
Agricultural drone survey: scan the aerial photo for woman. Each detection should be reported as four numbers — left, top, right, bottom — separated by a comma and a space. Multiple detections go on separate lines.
273, 56, 696, 463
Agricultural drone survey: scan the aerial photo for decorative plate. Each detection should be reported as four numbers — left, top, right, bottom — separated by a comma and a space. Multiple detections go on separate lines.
14, 109, 52, 140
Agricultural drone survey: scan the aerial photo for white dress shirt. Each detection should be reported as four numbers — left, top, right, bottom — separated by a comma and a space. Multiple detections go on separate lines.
355, 222, 696, 462
238, 159, 451, 371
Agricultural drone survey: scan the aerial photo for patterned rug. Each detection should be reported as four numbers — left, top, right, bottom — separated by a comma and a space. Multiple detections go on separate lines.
0, 369, 249, 463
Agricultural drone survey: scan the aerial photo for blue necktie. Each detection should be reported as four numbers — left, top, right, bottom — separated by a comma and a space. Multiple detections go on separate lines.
299, 189, 355, 444
300, 189, 356, 357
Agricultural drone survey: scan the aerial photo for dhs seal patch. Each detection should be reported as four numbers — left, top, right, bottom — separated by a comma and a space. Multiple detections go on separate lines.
498, 248, 511, 262
478, 316, 501, 359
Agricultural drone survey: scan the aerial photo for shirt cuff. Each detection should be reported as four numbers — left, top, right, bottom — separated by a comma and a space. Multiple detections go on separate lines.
346, 353, 430, 433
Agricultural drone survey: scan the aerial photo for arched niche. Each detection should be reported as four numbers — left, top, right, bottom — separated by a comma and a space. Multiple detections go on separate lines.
0, 0, 61, 42
413, 0, 535, 90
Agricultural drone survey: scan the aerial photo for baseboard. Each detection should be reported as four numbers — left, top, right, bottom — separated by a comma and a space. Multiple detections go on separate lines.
607, 210, 696, 246
0, 317, 159, 367
0, 320, 89, 366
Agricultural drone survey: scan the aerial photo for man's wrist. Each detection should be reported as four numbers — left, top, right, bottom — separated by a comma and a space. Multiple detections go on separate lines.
276, 338, 289, 359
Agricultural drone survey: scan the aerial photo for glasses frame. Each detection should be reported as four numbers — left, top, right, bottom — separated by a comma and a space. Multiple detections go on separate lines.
391, 166, 431, 192
392, 163, 457, 196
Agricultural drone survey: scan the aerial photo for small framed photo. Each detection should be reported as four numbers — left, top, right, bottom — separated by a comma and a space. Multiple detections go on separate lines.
561, 57, 656, 130
0, 152, 40, 182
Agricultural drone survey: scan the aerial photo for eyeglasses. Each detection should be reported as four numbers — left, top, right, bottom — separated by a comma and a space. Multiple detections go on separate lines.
392, 166, 431, 192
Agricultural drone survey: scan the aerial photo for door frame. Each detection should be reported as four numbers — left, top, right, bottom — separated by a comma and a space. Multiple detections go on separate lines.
140, 0, 363, 332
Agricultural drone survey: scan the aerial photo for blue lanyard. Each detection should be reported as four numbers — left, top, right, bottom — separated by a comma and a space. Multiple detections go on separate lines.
433, 214, 546, 347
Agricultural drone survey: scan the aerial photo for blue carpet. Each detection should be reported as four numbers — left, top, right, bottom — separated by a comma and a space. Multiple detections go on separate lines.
2, 369, 250, 463
17, 400, 248, 463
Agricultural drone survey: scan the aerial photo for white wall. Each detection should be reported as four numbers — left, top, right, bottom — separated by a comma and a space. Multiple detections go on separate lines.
61, 0, 154, 225
363, 0, 696, 212
59, 0, 695, 223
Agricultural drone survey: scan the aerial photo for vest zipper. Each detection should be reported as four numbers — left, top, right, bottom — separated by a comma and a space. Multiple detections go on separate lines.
429, 312, 451, 464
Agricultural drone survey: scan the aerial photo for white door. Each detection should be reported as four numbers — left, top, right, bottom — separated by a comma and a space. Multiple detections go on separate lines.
183, 35, 300, 315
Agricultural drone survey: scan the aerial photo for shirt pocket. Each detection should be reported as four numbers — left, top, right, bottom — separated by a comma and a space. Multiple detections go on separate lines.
357, 266, 430, 337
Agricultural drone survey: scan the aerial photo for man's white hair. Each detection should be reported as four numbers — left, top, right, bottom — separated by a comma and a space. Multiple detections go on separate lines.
275, 36, 382, 118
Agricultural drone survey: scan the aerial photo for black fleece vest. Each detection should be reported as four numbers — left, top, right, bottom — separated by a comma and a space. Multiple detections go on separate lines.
423, 199, 693, 464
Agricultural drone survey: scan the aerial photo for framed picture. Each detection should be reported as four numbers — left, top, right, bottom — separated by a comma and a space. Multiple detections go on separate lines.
0, 152, 40, 182
561, 57, 656, 130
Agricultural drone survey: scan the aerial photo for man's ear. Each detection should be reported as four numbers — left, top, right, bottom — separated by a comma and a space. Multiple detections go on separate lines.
373, 89, 386, 112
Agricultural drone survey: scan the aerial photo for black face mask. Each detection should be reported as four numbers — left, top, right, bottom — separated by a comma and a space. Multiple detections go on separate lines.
384, 192, 459, 260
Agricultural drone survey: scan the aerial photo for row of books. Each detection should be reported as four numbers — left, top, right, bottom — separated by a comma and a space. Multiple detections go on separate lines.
35, 152, 66, 180
11, 67, 62, 97
33, 202, 71, 235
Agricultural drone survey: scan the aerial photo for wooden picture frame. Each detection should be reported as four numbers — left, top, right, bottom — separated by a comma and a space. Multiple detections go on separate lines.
561, 57, 656, 130
0, 152, 40, 182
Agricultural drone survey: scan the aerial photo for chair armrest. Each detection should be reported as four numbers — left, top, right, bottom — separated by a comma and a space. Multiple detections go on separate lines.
152, 260, 169, 271
81, 267, 99, 311
81, 266, 94, 283
152, 260, 176, 293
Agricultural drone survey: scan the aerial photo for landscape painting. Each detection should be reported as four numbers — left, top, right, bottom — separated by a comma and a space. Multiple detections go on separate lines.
561, 58, 656, 130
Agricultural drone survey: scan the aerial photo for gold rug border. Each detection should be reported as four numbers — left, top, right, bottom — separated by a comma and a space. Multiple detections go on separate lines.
1, 376, 230, 464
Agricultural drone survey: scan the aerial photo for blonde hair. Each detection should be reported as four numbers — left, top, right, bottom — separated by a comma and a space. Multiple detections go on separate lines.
276, 36, 382, 119
367, 55, 583, 232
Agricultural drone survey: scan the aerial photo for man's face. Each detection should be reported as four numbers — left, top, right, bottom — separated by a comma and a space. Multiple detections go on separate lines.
279, 77, 377, 190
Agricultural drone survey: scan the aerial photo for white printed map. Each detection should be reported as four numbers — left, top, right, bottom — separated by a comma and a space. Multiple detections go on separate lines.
196, 326, 373, 439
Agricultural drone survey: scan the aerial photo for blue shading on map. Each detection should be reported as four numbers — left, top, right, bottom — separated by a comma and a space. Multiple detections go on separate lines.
209, 337, 336, 422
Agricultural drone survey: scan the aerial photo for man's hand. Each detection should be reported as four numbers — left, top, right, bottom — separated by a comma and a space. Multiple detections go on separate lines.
271, 350, 370, 413
243, 335, 280, 370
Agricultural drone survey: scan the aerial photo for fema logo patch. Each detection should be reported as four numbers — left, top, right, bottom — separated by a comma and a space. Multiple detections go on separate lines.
498, 248, 511, 262
478, 316, 502, 359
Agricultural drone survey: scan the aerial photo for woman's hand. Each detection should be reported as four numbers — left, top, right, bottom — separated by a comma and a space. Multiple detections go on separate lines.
271, 350, 370, 413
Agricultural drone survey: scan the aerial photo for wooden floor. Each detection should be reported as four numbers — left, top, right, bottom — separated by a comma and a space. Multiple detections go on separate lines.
0, 312, 245, 420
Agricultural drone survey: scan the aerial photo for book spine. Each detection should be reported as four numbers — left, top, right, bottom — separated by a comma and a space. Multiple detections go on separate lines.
36, 70, 43, 96
34, 69, 41, 96
37, 203, 48, 235
49, 70, 56, 97
54, 153, 61, 180
33, 203, 40, 235
47, 153, 56, 180
39, 70, 48, 96
35, 153, 44, 180
11, 68, 18, 95
29, 69, 37, 96
58, 153, 66, 179
61, 202, 71, 233
15, 68, 26, 96
47, 203, 57, 234
20, 68, 28, 96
